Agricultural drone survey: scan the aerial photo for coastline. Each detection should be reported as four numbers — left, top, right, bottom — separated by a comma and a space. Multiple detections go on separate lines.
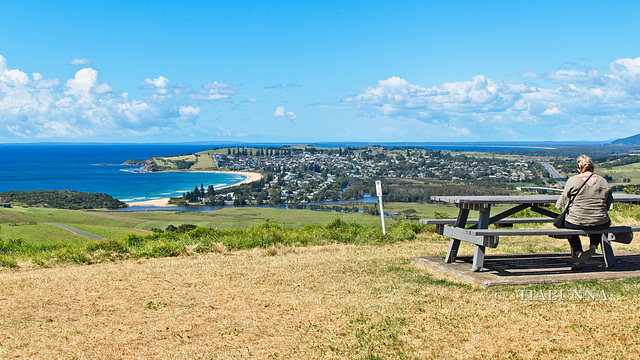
126, 170, 262, 207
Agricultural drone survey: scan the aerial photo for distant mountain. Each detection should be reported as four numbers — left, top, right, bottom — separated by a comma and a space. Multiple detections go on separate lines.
612, 134, 640, 145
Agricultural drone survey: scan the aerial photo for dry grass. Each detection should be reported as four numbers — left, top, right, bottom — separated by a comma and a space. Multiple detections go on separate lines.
1, 233, 640, 359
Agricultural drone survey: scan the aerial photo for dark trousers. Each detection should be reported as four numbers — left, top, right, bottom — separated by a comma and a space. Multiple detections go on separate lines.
564, 220, 611, 253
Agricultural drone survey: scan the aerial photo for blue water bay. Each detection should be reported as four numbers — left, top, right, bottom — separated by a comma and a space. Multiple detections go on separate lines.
0, 144, 247, 202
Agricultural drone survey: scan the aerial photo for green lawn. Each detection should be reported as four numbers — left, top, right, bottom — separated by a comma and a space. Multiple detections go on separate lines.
1, 205, 391, 244
0, 201, 520, 245
600, 162, 640, 186
0, 223, 92, 244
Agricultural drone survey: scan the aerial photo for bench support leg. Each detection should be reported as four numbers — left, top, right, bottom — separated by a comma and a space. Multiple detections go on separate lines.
444, 209, 469, 263
472, 245, 486, 272
601, 234, 616, 267
445, 239, 461, 263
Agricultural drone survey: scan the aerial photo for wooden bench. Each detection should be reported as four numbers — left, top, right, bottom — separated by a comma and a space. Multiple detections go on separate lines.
443, 225, 640, 269
420, 217, 554, 235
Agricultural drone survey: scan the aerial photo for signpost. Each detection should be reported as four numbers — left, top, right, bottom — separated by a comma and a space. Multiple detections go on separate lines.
375, 180, 386, 235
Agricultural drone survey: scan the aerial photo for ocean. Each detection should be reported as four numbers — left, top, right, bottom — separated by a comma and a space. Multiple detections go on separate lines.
0, 144, 248, 203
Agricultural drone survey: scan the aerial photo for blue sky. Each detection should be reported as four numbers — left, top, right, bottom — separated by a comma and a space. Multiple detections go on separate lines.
2, 0, 640, 143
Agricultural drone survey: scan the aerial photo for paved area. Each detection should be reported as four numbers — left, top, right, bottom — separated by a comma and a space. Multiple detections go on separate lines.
46, 223, 103, 240
411, 251, 640, 288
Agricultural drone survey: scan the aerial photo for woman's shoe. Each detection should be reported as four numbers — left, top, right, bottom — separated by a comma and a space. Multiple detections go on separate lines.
571, 262, 585, 271
571, 251, 582, 263
577, 248, 596, 263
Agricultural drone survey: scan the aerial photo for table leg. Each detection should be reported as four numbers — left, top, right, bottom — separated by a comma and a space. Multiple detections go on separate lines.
472, 245, 486, 272
477, 207, 491, 229
601, 234, 616, 267
444, 209, 469, 263
471, 208, 491, 271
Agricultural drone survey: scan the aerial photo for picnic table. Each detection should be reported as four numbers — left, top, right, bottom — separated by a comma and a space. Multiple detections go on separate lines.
431, 194, 640, 271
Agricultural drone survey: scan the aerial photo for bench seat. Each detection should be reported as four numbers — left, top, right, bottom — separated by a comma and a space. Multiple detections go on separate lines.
420, 217, 554, 235
443, 225, 640, 269
442, 225, 640, 247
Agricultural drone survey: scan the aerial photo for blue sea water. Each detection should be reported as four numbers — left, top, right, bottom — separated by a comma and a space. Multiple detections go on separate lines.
0, 144, 248, 203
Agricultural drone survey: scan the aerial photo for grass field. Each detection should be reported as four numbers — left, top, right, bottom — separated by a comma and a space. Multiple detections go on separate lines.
600, 162, 640, 186
2, 233, 640, 359
148, 150, 220, 170
0, 203, 463, 242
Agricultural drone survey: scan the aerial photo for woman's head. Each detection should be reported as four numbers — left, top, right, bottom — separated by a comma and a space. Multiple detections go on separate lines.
577, 154, 594, 173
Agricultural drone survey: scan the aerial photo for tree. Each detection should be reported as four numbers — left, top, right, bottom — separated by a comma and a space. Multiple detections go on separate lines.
397, 209, 418, 220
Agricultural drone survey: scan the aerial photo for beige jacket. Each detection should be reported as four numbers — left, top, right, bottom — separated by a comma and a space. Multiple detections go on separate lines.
555, 172, 613, 226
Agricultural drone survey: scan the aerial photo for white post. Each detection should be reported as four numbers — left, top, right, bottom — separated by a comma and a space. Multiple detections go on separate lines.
376, 180, 386, 235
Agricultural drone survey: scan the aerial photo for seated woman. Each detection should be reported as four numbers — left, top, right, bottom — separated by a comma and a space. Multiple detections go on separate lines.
556, 155, 613, 270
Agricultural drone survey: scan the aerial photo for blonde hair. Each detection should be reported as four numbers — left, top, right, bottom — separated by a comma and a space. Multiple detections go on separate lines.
577, 154, 594, 173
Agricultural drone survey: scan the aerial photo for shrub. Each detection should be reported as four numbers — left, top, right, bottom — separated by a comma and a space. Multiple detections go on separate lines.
125, 234, 145, 246
176, 224, 198, 234
0, 237, 29, 255
86, 239, 128, 254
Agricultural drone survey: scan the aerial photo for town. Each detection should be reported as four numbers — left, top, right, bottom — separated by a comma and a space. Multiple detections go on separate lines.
152, 146, 550, 207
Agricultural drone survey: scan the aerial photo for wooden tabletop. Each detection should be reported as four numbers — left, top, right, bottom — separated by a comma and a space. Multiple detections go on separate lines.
431, 193, 640, 205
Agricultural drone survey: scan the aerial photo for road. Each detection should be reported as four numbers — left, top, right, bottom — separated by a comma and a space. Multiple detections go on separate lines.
46, 223, 103, 240
541, 162, 566, 187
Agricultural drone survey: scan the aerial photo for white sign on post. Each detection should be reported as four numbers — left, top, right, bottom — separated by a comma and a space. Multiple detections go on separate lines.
375, 180, 382, 197
375, 180, 386, 235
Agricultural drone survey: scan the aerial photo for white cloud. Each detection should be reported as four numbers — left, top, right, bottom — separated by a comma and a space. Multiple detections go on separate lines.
541, 107, 562, 115
273, 106, 297, 121
0, 55, 226, 139
190, 82, 238, 100
141, 76, 186, 96
610, 57, 640, 91
342, 57, 640, 140
68, 58, 92, 66
65, 68, 100, 102
179, 105, 200, 120
145, 76, 170, 89
264, 83, 302, 91
544, 69, 599, 83
0, 54, 248, 140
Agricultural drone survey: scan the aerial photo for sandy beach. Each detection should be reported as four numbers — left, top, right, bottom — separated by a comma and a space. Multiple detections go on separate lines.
126, 171, 263, 207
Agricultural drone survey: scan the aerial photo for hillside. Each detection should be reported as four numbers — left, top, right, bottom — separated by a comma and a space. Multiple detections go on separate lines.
612, 133, 640, 145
